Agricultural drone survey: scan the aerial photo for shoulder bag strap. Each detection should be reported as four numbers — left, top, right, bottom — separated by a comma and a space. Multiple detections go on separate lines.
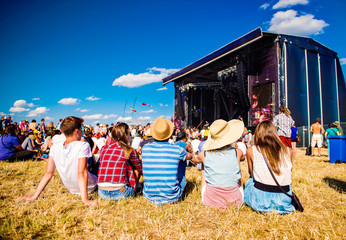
260, 149, 293, 199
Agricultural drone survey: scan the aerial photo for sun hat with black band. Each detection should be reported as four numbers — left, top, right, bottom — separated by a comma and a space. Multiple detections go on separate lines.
203, 119, 244, 151
151, 117, 174, 141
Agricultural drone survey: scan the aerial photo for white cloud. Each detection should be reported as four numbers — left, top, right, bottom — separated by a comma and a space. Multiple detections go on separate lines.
268, 10, 329, 35
340, 58, 346, 65
273, 0, 308, 9
159, 103, 169, 107
13, 100, 34, 108
157, 87, 168, 91
86, 96, 100, 101
32, 98, 40, 101
260, 3, 270, 9
82, 114, 103, 120
141, 109, 156, 114
112, 67, 179, 88
103, 114, 118, 120
82, 114, 118, 120
0, 112, 7, 115
58, 98, 80, 105
26, 107, 49, 117
75, 108, 89, 113
116, 116, 133, 122
44, 116, 54, 120
9, 107, 30, 113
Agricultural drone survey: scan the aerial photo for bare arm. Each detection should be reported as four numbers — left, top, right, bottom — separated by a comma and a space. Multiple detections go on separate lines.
196, 150, 205, 164
236, 148, 244, 163
18, 156, 56, 201
14, 144, 25, 151
77, 157, 97, 206
246, 146, 254, 178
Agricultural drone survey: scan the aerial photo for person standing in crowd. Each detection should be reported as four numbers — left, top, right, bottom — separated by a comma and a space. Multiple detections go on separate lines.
97, 123, 142, 201
28, 119, 37, 131
244, 121, 295, 214
290, 121, 298, 157
0, 116, 4, 133
56, 119, 63, 130
273, 106, 294, 148
141, 117, 195, 205
196, 119, 245, 210
0, 124, 35, 161
310, 118, 325, 157
325, 123, 341, 157
94, 123, 101, 134
333, 121, 343, 135
46, 122, 55, 132
38, 118, 46, 136
18, 116, 97, 206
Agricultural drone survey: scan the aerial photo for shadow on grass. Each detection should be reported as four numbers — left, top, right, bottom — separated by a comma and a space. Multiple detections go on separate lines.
181, 179, 198, 201
323, 177, 346, 194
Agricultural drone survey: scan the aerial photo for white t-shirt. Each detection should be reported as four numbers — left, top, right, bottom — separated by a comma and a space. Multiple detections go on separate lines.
191, 139, 201, 153
95, 137, 106, 150
49, 141, 97, 194
52, 134, 66, 144
131, 136, 142, 150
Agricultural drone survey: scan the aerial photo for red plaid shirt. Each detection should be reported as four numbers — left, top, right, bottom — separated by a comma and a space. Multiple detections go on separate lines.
97, 141, 142, 189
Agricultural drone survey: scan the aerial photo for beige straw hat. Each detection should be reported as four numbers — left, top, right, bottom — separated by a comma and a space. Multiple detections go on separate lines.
203, 119, 244, 151
151, 117, 174, 141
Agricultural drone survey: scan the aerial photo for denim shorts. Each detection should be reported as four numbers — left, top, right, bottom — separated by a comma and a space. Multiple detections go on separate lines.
98, 185, 135, 201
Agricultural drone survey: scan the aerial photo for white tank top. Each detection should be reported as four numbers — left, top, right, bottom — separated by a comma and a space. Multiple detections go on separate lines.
252, 146, 292, 186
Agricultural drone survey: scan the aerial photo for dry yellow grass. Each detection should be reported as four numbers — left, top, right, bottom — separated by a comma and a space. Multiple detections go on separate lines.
0, 148, 345, 239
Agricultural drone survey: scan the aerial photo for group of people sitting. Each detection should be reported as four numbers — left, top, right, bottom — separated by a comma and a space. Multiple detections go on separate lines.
15, 114, 297, 214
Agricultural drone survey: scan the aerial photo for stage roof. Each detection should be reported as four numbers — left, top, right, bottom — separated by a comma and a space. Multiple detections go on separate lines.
162, 27, 338, 85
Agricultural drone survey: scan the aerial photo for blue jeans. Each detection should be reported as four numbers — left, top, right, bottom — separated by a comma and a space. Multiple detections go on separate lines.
98, 185, 135, 201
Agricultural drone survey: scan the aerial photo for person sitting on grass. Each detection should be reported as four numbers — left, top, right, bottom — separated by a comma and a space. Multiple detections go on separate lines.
141, 117, 195, 205
97, 122, 142, 200
195, 119, 245, 210
0, 124, 35, 162
244, 121, 295, 214
18, 116, 97, 206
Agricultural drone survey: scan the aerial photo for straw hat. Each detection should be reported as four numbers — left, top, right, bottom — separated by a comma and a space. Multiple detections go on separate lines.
203, 119, 244, 151
151, 117, 174, 141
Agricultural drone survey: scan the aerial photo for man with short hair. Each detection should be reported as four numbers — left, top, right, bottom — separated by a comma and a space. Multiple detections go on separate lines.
141, 117, 195, 205
310, 118, 325, 156
18, 116, 97, 206
38, 118, 46, 136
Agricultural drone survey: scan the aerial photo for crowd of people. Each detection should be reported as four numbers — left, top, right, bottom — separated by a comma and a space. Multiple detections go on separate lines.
0, 107, 342, 213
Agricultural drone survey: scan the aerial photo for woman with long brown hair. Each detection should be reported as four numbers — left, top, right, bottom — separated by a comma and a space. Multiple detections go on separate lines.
244, 121, 295, 213
97, 122, 142, 200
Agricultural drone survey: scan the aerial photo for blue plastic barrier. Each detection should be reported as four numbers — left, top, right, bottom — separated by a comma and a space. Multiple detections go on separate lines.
328, 136, 346, 163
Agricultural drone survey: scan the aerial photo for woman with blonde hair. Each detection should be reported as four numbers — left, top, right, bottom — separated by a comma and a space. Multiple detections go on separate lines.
244, 121, 295, 213
196, 119, 245, 210
97, 122, 142, 200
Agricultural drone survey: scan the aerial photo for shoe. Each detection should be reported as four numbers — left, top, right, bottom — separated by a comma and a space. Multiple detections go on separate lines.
311, 154, 314, 156
318, 154, 321, 157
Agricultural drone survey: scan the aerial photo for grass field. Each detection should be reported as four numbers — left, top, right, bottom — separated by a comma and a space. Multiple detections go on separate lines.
0, 148, 345, 239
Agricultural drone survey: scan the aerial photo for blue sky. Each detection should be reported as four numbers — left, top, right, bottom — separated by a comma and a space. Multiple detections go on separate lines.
1, 0, 345, 126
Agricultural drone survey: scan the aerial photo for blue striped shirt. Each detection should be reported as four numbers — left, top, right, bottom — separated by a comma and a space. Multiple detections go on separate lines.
142, 142, 187, 205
